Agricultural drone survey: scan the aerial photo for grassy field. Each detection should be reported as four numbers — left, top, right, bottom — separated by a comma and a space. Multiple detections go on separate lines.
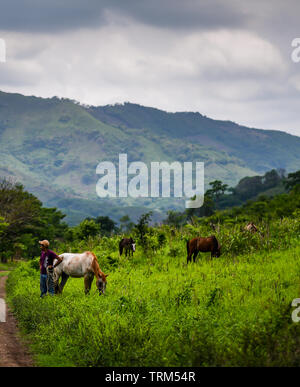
0, 262, 19, 271
6, 226, 300, 367
0, 261, 19, 277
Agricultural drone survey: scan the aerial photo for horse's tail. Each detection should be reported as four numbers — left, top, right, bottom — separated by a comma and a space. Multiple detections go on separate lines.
119, 241, 123, 256
90, 252, 108, 282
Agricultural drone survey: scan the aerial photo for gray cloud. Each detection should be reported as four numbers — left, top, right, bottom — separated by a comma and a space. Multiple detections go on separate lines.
0, 0, 248, 33
0, 0, 106, 32
0, 1, 299, 136
107, 0, 248, 30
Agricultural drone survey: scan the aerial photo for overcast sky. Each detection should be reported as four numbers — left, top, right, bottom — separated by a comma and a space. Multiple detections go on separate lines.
0, 0, 300, 135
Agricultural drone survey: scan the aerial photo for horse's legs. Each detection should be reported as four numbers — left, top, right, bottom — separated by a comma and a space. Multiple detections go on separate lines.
58, 272, 69, 294
193, 251, 199, 263
84, 272, 94, 295
187, 250, 193, 264
54, 273, 61, 294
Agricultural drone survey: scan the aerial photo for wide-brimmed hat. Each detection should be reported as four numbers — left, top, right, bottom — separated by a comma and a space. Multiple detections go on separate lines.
39, 240, 49, 247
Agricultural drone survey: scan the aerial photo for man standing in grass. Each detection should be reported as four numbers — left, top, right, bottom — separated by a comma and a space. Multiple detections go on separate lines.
39, 240, 62, 297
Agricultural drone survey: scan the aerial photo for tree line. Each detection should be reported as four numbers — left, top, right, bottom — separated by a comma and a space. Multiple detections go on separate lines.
0, 168, 299, 262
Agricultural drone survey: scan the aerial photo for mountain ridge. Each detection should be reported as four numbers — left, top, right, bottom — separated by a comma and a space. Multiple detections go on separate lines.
0, 90, 299, 224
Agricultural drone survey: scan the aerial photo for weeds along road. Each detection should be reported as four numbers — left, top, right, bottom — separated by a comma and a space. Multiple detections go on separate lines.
0, 273, 34, 367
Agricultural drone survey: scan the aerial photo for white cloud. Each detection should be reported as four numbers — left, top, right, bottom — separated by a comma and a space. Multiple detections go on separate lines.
0, 19, 299, 136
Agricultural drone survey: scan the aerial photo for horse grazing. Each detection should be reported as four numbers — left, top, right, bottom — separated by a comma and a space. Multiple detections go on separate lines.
244, 222, 258, 233
186, 236, 221, 263
119, 237, 136, 257
53, 251, 108, 295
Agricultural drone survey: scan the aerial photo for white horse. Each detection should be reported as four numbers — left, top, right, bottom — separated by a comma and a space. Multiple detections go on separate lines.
53, 251, 108, 295
244, 222, 258, 233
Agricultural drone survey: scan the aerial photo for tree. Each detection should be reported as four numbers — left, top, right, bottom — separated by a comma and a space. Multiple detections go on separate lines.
284, 170, 300, 191
185, 191, 215, 219
193, 192, 215, 218
75, 219, 100, 240
0, 217, 9, 235
163, 210, 187, 228
0, 177, 68, 261
206, 180, 228, 208
0, 179, 45, 261
263, 169, 281, 189
246, 200, 269, 221
119, 215, 134, 233
234, 176, 263, 201
94, 216, 117, 236
133, 212, 152, 245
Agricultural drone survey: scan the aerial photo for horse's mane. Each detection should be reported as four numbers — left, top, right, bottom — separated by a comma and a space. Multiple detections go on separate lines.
88, 251, 108, 282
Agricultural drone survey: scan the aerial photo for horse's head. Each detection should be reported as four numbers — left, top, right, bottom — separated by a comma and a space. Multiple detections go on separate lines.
246, 222, 258, 233
214, 249, 221, 258
130, 238, 136, 252
96, 273, 109, 295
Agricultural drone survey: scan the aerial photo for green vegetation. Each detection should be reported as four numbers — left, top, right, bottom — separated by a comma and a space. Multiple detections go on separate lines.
1, 91, 300, 224
176, 169, 297, 223
0, 168, 298, 262
0, 261, 19, 271
6, 214, 300, 367
0, 178, 67, 262
3, 167, 300, 366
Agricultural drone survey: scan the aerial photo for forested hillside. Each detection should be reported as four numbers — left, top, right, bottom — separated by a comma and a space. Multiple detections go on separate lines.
1, 91, 300, 224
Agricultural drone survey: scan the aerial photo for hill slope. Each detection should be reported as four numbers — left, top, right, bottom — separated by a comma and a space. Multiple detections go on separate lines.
0, 91, 299, 224
88, 103, 300, 173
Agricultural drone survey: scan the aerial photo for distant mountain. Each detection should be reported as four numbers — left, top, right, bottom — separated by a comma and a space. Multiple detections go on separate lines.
88, 103, 300, 173
0, 91, 299, 225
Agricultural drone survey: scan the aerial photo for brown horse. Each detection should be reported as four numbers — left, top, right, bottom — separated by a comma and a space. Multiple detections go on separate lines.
186, 236, 221, 263
119, 237, 136, 257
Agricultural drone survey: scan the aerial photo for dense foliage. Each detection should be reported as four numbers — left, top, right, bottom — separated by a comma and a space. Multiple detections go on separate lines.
170, 169, 299, 225
0, 178, 67, 262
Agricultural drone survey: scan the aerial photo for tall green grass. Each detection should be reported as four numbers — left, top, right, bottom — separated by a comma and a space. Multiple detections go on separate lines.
6, 237, 300, 367
0, 261, 20, 271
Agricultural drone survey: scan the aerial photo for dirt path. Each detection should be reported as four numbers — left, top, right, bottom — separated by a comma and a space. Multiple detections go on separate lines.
0, 273, 34, 367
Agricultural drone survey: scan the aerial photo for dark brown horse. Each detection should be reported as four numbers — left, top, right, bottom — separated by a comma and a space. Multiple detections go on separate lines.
186, 236, 221, 263
119, 237, 136, 257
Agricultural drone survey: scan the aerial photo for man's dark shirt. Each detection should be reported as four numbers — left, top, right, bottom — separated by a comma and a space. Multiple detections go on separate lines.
40, 249, 59, 274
